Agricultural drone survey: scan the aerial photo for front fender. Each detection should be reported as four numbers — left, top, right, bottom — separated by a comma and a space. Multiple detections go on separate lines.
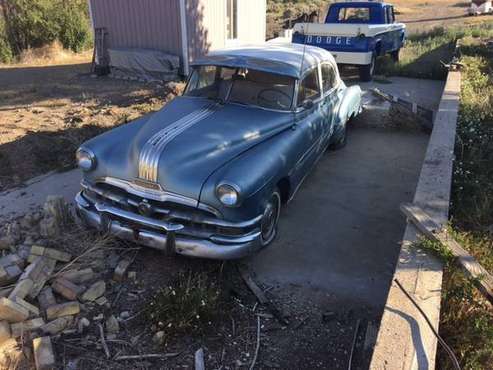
200, 128, 295, 221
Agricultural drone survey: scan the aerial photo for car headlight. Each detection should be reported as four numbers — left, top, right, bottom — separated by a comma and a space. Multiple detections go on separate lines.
216, 183, 240, 207
76, 148, 96, 171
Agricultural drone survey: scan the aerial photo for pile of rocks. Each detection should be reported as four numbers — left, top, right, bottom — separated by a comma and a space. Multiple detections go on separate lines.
0, 196, 134, 369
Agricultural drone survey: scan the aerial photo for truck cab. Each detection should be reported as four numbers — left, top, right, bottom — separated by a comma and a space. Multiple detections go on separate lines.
292, 1, 406, 81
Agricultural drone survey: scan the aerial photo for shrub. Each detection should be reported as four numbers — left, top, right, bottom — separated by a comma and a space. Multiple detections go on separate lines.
0, 0, 91, 58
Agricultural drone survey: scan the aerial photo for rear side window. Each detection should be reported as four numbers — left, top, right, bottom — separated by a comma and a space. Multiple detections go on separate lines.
321, 63, 336, 93
338, 7, 370, 22
297, 68, 320, 106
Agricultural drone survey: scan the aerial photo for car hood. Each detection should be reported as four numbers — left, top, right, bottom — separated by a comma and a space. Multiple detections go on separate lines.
88, 96, 293, 201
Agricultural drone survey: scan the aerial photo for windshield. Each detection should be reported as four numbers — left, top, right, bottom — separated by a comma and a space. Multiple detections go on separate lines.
184, 65, 295, 111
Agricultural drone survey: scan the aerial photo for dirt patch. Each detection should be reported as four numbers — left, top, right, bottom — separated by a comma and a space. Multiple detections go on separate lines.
0, 60, 183, 191
0, 199, 373, 369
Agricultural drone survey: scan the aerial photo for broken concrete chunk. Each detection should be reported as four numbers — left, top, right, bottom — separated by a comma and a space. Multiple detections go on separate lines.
19, 257, 46, 282
77, 317, 90, 333
51, 278, 83, 301
0, 236, 15, 250
59, 268, 94, 284
11, 318, 45, 337
37, 287, 56, 311
9, 279, 34, 301
0, 320, 11, 343
113, 259, 132, 282
33, 336, 55, 370
0, 254, 25, 269
30, 245, 71, 263
0, 266, 8, 283
46, 302, 80, 321
41, 316, 73, 335
152, 330, 165, 345
0, 297, 30, 323
105, 315, 119, 334
0, 287, 13, 298
4, 265, 22, 283
81, 280, 105, 302
14, 297, 40, 317
95, 296, 108, 306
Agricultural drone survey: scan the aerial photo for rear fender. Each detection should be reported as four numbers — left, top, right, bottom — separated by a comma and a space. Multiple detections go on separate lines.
337, 85, 362, 125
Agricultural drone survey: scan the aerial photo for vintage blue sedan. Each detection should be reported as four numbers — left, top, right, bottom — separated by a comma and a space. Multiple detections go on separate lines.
75, 43, 362, 259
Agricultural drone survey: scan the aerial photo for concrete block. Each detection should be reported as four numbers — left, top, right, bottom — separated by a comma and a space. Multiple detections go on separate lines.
0, 287, 13, 298
0, 320, 11, 343
5, 265, 22, 282
59, 268, 94, 284
0, 254, 25, 269
31, 246, 71, 262
113, 259, 131, 282
41, 316, 73, 335
0, 297, 30, 323
46, 302, 80, 321
37, 288, 56, 312
33, 336, 55, 370
20, 257, 46, 282
51, 278, 83, 301
8, 279, 34, 300
81, 281, 105, 302
14, 297, 40, 317
11, 318, 45, 337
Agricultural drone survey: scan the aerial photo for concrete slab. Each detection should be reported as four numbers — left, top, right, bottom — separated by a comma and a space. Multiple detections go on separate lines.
248, 125, 429, 307
0, 170, 80, 222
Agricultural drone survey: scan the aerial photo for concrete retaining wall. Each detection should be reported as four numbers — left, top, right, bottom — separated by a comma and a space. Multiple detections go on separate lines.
370, 70, 462, 369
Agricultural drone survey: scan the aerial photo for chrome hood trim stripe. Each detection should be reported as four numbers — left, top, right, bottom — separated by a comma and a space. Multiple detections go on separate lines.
138, 103, 219, 182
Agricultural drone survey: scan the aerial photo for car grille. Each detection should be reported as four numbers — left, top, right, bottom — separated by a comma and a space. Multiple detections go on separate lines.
82, 181, 249, 238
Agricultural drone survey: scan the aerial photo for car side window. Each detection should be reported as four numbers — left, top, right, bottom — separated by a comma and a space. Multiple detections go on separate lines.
297, 68, 320, 106
321, 63, 336, 93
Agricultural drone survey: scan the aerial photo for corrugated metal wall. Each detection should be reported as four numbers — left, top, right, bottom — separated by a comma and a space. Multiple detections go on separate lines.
89, 0, 182, 56
187, 0, 266, 61
90, 0, 267, 68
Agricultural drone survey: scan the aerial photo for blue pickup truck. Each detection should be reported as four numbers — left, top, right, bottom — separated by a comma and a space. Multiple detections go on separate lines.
292, 1, 406, 81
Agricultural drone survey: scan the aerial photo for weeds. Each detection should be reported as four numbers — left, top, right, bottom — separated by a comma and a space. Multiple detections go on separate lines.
377, 22, 493, 80
147, 269, 227, 340
434, 33, 493, 369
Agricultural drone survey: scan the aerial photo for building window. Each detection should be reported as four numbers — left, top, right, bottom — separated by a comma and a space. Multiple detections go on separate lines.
226, 0, 238, 40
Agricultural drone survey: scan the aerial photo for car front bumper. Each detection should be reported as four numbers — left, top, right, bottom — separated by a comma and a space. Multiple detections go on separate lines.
75, 191, 262, 260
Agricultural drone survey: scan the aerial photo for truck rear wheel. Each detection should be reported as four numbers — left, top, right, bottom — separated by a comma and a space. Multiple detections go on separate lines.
359, 53, 376, 82
391, 49, 400, 62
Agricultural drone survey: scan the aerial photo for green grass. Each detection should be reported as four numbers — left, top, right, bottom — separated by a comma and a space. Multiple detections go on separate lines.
431, 31, 493, 370
377, 22, 493, 80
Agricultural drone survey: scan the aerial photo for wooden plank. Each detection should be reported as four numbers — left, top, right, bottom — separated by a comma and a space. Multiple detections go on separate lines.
401, 203, 493, 303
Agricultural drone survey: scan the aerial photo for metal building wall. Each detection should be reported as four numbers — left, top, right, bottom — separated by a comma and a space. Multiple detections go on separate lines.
186, 0, 266, 61
89, 0, 182, 57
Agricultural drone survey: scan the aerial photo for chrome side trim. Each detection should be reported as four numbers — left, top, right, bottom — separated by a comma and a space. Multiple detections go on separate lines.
95, 203, 184, 232
87, 177, 222, 217
138, 103, 218, 182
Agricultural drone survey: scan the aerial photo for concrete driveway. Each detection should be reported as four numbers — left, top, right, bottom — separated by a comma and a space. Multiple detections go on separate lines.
248, 125, 429, 307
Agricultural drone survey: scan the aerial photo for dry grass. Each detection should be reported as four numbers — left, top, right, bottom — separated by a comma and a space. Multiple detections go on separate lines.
0, 41, 91, 68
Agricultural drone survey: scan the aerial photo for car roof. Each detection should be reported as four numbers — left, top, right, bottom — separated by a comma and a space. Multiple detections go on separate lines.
191, 43, 336, 79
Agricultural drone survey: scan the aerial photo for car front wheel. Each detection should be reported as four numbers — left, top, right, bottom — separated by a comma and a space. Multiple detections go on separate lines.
259, 189, 281, 246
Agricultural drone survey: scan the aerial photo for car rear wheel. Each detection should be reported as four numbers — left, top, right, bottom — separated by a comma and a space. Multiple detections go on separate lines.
359, 53, 376, 82
259, 189, 281, 246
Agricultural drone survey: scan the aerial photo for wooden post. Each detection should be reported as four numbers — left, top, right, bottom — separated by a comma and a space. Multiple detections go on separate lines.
401, 203, 493, 304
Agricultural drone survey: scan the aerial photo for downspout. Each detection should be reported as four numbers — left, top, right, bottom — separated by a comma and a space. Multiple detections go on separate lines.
179, 0, 190, 76
87, 0, 96, 63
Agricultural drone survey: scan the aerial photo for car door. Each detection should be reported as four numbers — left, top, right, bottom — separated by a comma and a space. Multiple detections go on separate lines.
289, 66, 324, 187
319, 62, 338, 148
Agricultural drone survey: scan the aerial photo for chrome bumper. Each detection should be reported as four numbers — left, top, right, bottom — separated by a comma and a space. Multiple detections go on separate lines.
75, 191, 262, 260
